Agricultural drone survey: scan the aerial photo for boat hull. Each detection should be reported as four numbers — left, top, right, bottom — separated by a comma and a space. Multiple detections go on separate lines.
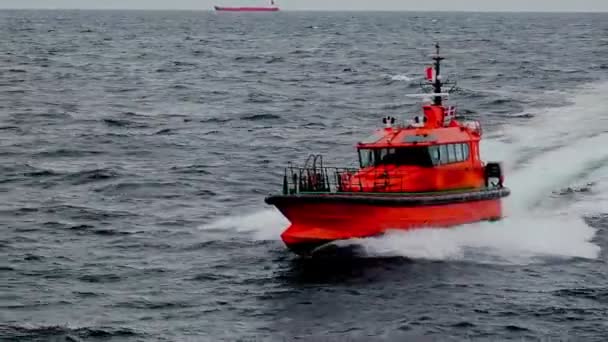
265, 188, 509, 256
214, 6, 279, 11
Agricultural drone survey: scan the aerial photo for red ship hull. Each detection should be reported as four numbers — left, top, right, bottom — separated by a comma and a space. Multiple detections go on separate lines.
214, 6, 279, 11
266, 190, 508, 256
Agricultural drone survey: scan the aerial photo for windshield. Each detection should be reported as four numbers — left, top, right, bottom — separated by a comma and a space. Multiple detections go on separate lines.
358, 144, 470, 168
358, 147, 435, 168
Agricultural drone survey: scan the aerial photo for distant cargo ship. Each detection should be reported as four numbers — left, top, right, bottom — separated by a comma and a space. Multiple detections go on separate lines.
214, 0, 279, 12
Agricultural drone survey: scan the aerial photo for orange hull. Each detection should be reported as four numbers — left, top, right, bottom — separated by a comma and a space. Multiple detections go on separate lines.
267, 191, 506, 255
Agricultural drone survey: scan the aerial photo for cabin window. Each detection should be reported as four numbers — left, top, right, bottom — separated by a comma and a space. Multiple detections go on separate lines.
395, 147, 434, 167
433, 143, 471, 165
462, 143, 470, 160
448, 144, 457, 163
455, 144, 464, 161
439, 145, 449, 164
379, 148, 389, 162
429, 146, 440, 166
359, 149, 375, 168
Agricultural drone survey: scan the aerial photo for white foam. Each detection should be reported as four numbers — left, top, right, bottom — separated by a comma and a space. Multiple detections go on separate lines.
570, 170, 608, 216
493, 82, 608, 214
352, 81, 608, 262
351, 214, 599, 263
388, 74, 416, 82
200, 208, 288, 241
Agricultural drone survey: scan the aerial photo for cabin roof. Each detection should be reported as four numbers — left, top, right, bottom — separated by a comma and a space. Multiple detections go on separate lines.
357, 125, 479, 148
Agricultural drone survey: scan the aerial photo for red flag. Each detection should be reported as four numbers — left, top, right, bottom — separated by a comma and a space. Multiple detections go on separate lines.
425, 66, 435, 82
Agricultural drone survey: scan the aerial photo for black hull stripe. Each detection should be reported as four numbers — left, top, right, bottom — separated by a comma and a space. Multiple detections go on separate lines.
265, 188, 510, 207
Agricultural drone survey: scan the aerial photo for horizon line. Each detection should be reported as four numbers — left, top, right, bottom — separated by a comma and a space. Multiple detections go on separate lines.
1, 8, 607, 13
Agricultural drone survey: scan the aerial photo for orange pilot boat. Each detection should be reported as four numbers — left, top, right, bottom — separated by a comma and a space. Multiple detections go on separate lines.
265, 44, 510, 256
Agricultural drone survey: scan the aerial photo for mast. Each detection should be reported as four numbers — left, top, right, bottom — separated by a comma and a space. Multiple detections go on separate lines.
432, 43, 444, 105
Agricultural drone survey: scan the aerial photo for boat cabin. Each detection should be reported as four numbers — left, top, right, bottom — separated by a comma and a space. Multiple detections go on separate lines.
344, 107, 486, 193
279, 43, 503, 196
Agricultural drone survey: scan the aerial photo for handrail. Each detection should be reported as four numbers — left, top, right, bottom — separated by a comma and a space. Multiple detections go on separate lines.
280, 159, 502, 195
282, 165, 422, 195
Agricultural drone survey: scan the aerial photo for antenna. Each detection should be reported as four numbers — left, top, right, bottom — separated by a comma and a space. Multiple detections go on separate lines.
413, 43, 458, 104
432, 43, 445, 105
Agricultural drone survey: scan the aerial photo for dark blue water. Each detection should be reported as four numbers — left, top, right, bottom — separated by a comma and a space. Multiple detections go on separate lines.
2, 10, 608, 341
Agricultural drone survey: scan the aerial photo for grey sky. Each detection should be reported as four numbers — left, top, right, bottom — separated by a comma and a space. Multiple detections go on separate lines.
2, 0, 607, 12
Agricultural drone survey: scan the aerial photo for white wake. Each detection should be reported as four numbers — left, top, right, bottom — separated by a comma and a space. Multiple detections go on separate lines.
355, 81, 608, 262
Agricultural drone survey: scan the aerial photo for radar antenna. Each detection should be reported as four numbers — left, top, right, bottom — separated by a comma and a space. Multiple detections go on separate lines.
417, 43, 459, 104
432, 43, 445, 105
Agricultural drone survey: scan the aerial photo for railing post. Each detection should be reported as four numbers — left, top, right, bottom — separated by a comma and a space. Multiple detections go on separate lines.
293, 172, 299, 194
282, 169, 288, 195
359, 175, 363, 192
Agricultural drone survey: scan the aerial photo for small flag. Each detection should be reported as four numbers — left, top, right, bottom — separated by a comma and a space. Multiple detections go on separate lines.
443, 106, 456, 125
446, 106, 456, 117
425, 65, 436, 82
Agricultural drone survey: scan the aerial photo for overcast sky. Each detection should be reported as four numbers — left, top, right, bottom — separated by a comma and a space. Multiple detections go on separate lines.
2, 0, 607, 12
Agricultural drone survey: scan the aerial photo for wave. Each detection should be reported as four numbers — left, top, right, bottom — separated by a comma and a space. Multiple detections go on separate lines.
0, 324, 140, 340
553, 287, 608, 303
154, 128, 173, 135
0, 125, 20, 131
200, 117, 231, 124
63, 168, 119, 185
388, 74, 417, 82
266, 56, 284, 64
170, 164, 212, 175
103, 118, 148, 128
35, 204, 136, 221
240, 113, 282, 121
34, 148, 103, 158
246, 93, 276, 104
93, 181, 187, 196
23, 169, 60, 178
68, 224, 131, 237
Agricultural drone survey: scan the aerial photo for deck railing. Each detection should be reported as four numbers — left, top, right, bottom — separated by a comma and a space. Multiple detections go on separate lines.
279, 155, 503, 195
281, 164, 423, 194
282, 166, 361, 194
282, 154, 430, 194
